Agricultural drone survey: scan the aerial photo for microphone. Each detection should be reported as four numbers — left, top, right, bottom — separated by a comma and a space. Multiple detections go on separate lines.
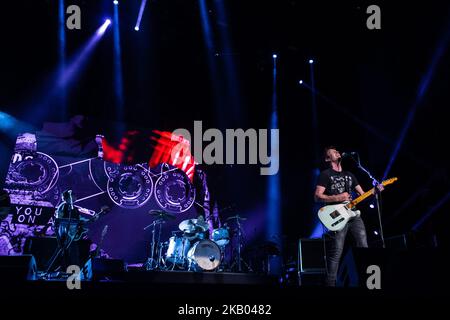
341, 152, 357, 158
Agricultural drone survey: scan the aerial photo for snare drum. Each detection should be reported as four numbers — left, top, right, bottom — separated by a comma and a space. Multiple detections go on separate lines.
187, 239, 221, 271
212, 227, 230, 246
165, 235, 191, 264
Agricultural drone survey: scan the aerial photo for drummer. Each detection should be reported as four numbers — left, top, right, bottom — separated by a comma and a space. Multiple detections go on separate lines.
182, 215, 209, 241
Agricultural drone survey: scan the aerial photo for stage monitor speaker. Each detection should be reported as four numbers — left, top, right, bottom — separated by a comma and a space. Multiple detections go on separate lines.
82, 258, 126, 281
0, 254, 37, 281
298, 238, 326, 272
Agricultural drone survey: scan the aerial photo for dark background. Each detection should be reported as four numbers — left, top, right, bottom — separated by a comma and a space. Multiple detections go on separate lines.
1, 0, 449, 263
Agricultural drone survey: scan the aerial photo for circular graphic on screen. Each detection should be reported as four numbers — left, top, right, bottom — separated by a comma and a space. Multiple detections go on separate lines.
6, 151, 59, 194
154, 169, 195, 213
104, 162, 121, 180
107, 166, 153, 209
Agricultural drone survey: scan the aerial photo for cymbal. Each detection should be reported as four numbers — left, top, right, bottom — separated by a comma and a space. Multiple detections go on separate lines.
178, 218, 208, 233
226, 215, 247, 221
149, 210, 176, 220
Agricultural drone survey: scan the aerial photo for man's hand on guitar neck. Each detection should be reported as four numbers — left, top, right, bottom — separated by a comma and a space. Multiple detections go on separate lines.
100, 205, 110, 214
373, 184, 384, 194
93, 206, 110, 221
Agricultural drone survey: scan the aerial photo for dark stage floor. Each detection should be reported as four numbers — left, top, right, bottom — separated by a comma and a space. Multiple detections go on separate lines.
3, 267, 447, 318
4, 269, 446, 297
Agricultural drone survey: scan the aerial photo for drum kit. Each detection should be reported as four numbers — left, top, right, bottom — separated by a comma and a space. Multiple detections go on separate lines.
144, 210, 248, 272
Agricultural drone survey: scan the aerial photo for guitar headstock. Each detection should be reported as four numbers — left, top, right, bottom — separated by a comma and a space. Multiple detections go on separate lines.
382, 177, 398, 186
90, 206, 110, 222
100, 205, 111, 214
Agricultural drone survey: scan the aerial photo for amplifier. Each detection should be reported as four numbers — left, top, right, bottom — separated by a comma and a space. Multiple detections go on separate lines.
298, 238, 327, 273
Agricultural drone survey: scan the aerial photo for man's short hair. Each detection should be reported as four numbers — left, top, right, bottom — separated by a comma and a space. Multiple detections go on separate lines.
323, 145, 338, 162
62, 189, 72, 200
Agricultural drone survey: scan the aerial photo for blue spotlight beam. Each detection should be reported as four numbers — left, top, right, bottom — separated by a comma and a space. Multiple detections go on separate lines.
213, 0, 233, 54
0, 112, 35, 138
212, 0, 242, 120
412, 190, 450, 232
58, 19, 111, 90
309, 61, 317, 131
308, 60, 321, 239
20, 19, 112, 124
383, 20, 450, 180
272, 55, 277, 113
113, 3, 124, 116
309, 59, 319, 167
299, 81, 391, 144
266, 54, 282, 275
135, 0, 148, 31
299, 81, 438, 172
199, 0, 225, 129
58, 0, 66, 66
58, 0, 66, 119
199, 0, 215, 52
266, 55, 281, 245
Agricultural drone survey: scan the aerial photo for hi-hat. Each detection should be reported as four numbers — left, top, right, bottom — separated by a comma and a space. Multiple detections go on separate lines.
148, 210, 176, 220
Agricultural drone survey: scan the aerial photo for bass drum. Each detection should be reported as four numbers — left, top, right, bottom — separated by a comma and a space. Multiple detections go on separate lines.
187, 239, 221, 271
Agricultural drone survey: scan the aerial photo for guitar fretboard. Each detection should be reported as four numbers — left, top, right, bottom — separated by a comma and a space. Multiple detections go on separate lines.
346, 188, 375, 209
345, 177, 397, 209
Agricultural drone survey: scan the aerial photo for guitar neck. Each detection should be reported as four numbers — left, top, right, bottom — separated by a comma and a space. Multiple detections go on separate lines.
345, 177, 398, 209
346, 188, 375, 209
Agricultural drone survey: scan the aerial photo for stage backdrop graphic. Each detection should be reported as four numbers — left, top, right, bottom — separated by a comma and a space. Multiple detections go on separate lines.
1, 131, 197, 263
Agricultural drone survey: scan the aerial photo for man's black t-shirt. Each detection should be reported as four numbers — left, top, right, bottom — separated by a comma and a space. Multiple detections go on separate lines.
317, 168, 359, 196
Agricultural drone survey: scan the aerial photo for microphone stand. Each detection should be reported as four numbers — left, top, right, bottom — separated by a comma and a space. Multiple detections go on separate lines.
350, 153, 386, 248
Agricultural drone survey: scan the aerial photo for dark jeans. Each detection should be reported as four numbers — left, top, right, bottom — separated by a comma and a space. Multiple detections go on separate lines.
324, 215, 368, 286
56, 227, 80, 271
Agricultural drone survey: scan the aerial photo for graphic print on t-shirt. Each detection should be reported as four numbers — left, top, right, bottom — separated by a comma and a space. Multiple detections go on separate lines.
329, 175, 353, 194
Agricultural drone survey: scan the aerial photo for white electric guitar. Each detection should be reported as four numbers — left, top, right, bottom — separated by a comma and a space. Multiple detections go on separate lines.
317, 177, 398, 231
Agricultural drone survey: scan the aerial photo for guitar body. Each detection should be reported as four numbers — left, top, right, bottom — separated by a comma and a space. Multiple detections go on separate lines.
318, 203, 360, 231
317, 177, 397, 231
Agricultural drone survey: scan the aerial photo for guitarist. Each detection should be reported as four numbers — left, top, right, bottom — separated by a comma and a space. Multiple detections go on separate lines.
314, 146, 382, 286
54, 190, 104, 270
